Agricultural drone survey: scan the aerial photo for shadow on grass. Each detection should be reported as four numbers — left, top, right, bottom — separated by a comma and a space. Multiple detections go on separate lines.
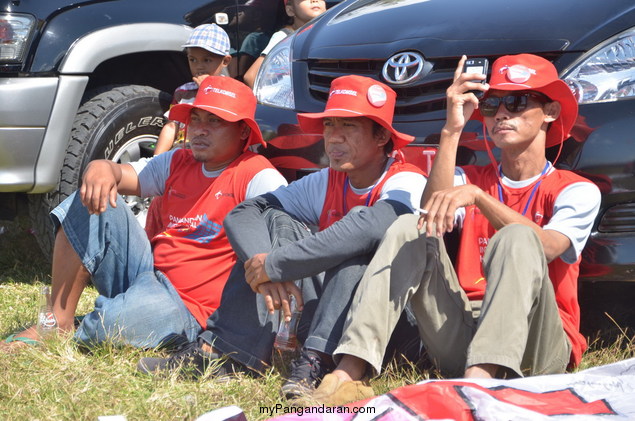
0, 216, 50, 285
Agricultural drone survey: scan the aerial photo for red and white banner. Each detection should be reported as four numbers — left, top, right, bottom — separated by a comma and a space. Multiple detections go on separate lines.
262, 357, 635, 421
197, 358, 635, 420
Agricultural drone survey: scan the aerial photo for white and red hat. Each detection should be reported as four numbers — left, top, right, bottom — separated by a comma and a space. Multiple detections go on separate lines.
471, 54, 578, 148
297, 75, 414, 149
170, 76, 265, 148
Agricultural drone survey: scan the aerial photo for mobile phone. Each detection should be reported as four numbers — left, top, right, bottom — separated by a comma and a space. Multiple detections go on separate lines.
463, 58, 489, 98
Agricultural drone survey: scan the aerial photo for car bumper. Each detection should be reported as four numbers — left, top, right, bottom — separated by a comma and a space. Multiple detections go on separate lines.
0, 75, 88, 193
0, 77, 57, 192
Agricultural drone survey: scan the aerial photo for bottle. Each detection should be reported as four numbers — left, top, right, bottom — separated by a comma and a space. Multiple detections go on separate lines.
36, 286, 58, 338
274, 295, 301, 352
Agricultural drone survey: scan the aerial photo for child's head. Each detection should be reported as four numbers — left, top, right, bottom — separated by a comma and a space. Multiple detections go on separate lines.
285, 0, 326, 28
182, 24, 232, 80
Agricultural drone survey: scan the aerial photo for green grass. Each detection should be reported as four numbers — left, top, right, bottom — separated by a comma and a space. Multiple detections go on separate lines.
1, 218, 634, 420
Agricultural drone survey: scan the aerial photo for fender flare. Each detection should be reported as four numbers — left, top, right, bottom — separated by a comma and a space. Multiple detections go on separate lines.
60, 23, 193, 74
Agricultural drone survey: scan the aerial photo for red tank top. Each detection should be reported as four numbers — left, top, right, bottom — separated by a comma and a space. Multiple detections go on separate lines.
318, 161, 424, 231
456, 164, 590, 367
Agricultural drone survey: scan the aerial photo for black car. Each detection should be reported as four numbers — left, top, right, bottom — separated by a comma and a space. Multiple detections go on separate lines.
251, 0, 635, 335
253, 0, 635, 288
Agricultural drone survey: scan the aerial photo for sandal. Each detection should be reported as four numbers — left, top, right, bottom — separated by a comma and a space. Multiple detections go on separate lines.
4, 333, 40, 346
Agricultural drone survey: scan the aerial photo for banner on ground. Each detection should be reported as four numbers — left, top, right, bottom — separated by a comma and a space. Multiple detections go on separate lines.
201, 357, 635, 421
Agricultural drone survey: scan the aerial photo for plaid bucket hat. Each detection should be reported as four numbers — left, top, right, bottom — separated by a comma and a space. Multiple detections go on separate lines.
297, 75, 414, 149
182, 23, 231, 56
471, 54, 579, 148
170, 76, 265, 148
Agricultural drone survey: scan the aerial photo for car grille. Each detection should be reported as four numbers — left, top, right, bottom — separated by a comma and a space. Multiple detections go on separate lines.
307, 58, 460, 116
598, 203, 635, 233
306, 53, 563, 117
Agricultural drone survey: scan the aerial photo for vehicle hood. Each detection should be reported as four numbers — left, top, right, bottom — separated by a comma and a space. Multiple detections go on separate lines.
294, 0, 635, 60
1, 0, 98, 18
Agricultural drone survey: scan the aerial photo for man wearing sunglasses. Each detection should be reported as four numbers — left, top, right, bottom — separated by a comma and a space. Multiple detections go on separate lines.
311, 54, 601, 406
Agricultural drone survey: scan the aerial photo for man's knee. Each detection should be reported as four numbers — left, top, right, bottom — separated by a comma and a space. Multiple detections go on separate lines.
494, 223, 535, 240
489, 224, 541, 254
264, 208, 311, 244
58, 191, 129, 227
385, 213, 420, 242
484, 224, 546, 287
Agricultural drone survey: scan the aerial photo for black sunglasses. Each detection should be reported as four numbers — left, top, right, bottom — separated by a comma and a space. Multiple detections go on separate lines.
479, 92, 551, 117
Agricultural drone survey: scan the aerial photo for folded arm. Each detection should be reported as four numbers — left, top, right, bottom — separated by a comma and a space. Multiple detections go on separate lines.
264, 199, 411, 282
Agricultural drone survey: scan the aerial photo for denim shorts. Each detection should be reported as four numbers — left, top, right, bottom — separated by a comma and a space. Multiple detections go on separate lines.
51, 192, 200, 348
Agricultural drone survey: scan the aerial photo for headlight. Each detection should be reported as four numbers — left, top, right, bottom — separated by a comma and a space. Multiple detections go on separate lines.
253, 40, 295, 109
562, 27, 635, 104
0, 13, 35, 63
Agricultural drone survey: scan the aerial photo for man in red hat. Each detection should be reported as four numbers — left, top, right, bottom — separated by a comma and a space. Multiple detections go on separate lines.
2, 76, 287, 350
137, 75, 427, 397
315, 54, 601, 405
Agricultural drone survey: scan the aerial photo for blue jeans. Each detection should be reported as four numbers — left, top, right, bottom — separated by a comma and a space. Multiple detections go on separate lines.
199, 209, 421, 372
51, 192, 200, 348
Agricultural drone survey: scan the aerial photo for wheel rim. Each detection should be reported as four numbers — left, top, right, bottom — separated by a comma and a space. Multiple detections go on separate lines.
111, 134, 157, 163
111, 134, 157, 227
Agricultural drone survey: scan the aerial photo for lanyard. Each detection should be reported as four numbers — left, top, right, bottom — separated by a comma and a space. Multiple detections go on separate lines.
342, 177, 374, 215
497, 161, 549, 217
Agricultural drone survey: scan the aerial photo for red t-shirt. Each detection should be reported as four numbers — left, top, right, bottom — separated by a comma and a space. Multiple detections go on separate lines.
151, 150, 279, 326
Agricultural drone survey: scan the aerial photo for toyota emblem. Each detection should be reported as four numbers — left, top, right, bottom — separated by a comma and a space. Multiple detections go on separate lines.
382, 52, 425, 85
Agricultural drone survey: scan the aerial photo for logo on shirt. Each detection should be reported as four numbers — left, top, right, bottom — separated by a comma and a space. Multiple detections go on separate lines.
167, 186, 187, 199
478, 236, 488, 262
214, 190, 235, 200
168, 214, 203, 228
184, 213, 222, 244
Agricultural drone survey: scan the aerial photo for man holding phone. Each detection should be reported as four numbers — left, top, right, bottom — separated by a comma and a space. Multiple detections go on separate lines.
310, 54, 601, 406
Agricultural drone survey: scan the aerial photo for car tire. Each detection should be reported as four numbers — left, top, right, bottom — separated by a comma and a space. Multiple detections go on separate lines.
29, 84, 170, 260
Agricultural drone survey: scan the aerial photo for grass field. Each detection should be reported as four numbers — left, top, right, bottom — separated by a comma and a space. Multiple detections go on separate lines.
1, 217, 634, 420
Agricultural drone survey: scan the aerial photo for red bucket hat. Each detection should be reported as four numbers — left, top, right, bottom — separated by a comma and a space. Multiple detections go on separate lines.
297, 75, 414, 150
471, 54, 578, 148
170, 76, 265, 148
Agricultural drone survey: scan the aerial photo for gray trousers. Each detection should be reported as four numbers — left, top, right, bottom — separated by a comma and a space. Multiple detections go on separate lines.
334, 214, 571, 378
